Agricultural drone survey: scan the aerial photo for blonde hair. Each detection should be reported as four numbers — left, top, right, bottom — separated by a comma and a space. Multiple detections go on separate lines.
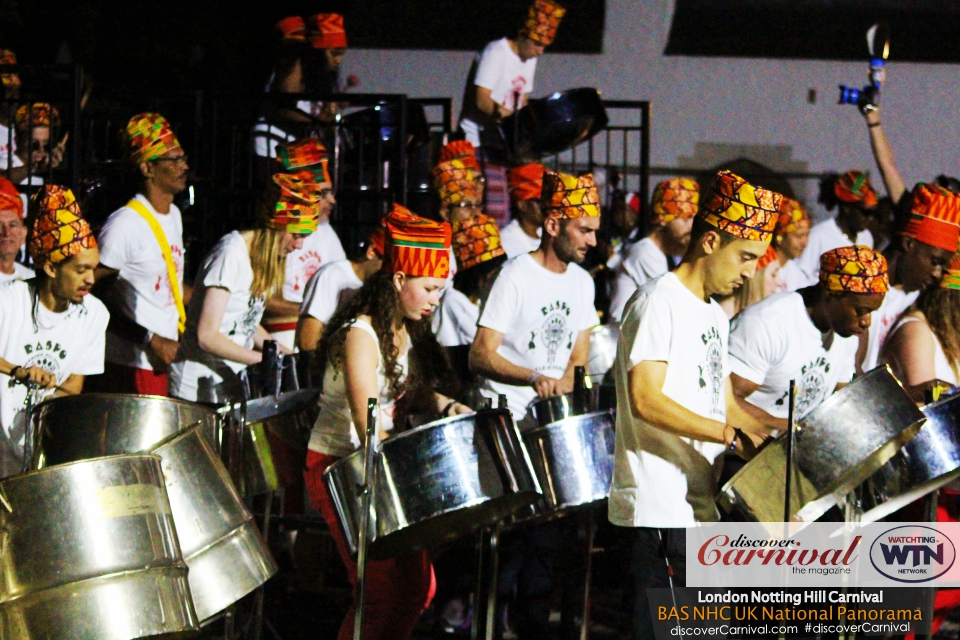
248, 227, 287, 299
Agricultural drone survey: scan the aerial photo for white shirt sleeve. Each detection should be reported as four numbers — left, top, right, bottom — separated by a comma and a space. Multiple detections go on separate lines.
300, 267, 337, 323
728, 312, 781, 385
477, 271, 521, 334
72, 302, 110, 376
202, 241, 244, 292
473, 41, 506, 91
97, 211, 137, 271
577, 273, 600, 332
626, 293, 673, 368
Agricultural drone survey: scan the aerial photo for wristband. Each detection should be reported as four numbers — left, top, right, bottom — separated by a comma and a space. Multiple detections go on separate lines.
442, 401, 457, 417
8, 366, 21, 381
143, 331, 154, 346
528, 371, 542, 385
867, 121, 882, 128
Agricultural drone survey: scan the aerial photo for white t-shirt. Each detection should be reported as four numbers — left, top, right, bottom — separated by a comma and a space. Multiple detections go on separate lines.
609, 273, 729, 528
862, 286, 919, 372
778, 259, 807, 292
0, 263, 34, 283
460, 38, 538, 146
795, 218, 874, 288
98, 195, 185, 370
500, 219, 541, 259
300, 259, 362, 324
729, 292, 857, 419
477, 253, 599, 425
432, 287, 480, 348
0, 124, 21, 172
169, 231, 266, 403
282, 222, 346, 304
0, 281, 108, 478
609, 238, 670, 323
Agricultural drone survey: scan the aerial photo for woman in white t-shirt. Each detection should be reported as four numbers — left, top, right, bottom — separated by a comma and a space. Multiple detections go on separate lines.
169, 173, 323, 402
304, 204, 468, 640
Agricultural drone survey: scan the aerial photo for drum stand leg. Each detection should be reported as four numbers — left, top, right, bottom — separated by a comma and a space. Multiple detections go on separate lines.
354, 399, 379, 640
578, 509, 597, 640
471, 524, 501, 640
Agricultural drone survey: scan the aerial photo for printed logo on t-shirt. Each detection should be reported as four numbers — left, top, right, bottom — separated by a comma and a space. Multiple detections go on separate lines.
22, 340, 67, 383
501, 76, 528, 108
154, 244, 185, 308
529, 300, 573, 368
775, 356, 830, 417
293, 251, 323, 293
698, 326, 724, 417
228, 295, 267, 344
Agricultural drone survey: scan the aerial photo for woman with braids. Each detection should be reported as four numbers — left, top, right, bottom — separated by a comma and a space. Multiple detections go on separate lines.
304, 204, 469, 640
168, 173, 321, 402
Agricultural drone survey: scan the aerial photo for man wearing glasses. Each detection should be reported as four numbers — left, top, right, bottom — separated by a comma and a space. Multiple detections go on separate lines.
0, 177, 31, 282
88, 113, 191, 396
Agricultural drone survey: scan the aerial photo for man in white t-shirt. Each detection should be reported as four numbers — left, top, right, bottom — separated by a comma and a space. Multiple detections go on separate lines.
263, 138, 342, 349
0, 50, 25, 182
858, 183, 960, 373
500, 162, 544, 258
0, 186, 108, 477
609, 177, 699, 322
297, 226, 384, 352
795, 171, 878, 287
730, 246, 888, 432
0, 177, 32, 283
610, 170, 778, 640
89, 114, 189, 396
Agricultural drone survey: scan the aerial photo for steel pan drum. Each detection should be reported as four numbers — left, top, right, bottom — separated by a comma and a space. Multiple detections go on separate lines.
588, 324, 619, 381
324, 408, 541, 559
717, 366, 926, 523
502, 88, 609, 161
859, 393, 960, 523
0, 454, 198, 638
531, 390, 600, 427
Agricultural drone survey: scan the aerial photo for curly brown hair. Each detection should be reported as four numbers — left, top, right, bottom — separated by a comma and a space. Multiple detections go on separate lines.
914, 287, 960, 381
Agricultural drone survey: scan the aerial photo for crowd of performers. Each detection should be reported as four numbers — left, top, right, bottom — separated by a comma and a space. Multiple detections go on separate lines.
1, 1, 960, 639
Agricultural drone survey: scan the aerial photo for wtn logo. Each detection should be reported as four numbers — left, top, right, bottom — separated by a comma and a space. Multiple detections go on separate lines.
870, 526, 956, 583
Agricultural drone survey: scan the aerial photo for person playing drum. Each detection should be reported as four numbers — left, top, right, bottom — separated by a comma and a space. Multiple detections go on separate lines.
609, 170, 777, 640
501, 162, 545, 258
0, 186, 108, 478
304, 203, 468, 640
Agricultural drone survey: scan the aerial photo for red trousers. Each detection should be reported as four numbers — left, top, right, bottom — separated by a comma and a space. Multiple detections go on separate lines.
84, 362, 169, 396
304, 450, 436, 640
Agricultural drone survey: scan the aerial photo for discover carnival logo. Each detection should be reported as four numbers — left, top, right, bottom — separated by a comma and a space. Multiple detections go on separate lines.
869, 526, 956, 583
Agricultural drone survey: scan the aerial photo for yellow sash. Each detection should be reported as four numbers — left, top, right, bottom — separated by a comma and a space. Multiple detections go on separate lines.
126, 199, 186, 335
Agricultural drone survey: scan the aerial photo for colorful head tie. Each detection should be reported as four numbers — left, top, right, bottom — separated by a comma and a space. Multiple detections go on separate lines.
382, 203, 452, 279
757, 246, 777, 270
432, 159, 480, 206
901, 183, 960, 253
15, 103, 60, 131
521, 0, 566, 46
775, 196, 810, 239
452, 214, 506, 271
819, 246, 889, 294
541, 171, 600, 219
369, 225, 386, 256
940, 250, 960, 291
29, 185, 97, 265
124, 113, 181, 164
276, 16, 306, 41
0, 49, 19, 90
307, 14, 347, 49
278, 137, 331, 184
0, 177, 21, 218
651, 178, 698, 226
508, 163, 545, 202
439, 140, 480, 172
698, 170, 781, 242
269, 173, 321, 234
834, 170, 878, 209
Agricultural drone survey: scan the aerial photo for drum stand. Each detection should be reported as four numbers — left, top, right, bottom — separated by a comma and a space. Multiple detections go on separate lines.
354, 399, 379, 640
472, 524, 501, 640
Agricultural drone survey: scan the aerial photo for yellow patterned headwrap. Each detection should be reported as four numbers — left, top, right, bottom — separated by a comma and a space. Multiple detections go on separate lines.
432, 159, 481, 206
29, 185, 98, 265
0, 50, 19, 90
698, 170, 781, 242
775, 196, 810, 238
540, 171, 600, 219
651, 178, 699, 225
521, 0, 566, 46
452, 214, 506, 271
123, 113, 182, 164
819, 246, 889, 294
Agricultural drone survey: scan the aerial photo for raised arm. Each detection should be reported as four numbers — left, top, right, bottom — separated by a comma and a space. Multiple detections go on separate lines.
864, 107, 906, 204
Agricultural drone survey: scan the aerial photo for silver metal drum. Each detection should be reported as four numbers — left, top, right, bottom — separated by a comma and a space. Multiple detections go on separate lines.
31, 393, 220, 467
859, 393, 960, 523
531, 390, 599, 427
152, 425, 278, 621
324, 408, 542, 560
522, 410, 615, 516
0, 454, 198, 639
718, 366, 926, 523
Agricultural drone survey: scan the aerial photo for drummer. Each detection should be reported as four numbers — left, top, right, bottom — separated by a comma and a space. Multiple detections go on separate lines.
87, 114, 189, 396
432, 153, 483, 225
729, 246, 888, 431
501, 162, 545, 258
609, 170, 776, 640
0, 186, 108, 477
304, 204, 469, 640
262, 138, 343, 350
470, 170, 600, 427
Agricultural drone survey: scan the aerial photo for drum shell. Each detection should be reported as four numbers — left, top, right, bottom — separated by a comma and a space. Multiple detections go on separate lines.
718, 366, 926, 523
531, 390, 599, 427
0, 454, 198, 638
324, 409, 541, 559
502, 88, 609, 160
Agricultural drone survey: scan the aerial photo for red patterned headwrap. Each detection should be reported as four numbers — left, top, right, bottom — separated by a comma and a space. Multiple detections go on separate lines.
650, 177, 699, 226
834, 170, 878, 209
29, 185, 98, 265
124, 113, 182, 164
0, 50, 19, 90
15, 103, 60, 131
382, 204, 452, 278
508, 163, 546, 202
819, 246, 889, 294
452, 214, 506, 271
269, 173, 321, 234
901, 183, 960, 253
941, 250, 960, 291
369, 225, 386, 256
276, 16, 306, 41
432, 159, 481, 206
698, 170, 781, 243
277, 137, 331, 184
0, 177, 21, 218
541, 171, 600, 219
439, 141, 480, 172
775, 196, 810, 238
307, 14, 347, 49
521, 0, 566, 46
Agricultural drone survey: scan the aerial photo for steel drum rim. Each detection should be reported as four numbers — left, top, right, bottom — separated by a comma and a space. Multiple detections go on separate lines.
372, 410, 496, 445
797, 365, 895, 427
525, 409, 614, 435
34, 392, 210, 409
10, 452, 164, 478
0, 564, 190, 606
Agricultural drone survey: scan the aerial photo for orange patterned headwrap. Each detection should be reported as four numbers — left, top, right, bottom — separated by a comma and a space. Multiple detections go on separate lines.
0, 50, 19, 90
521, 0, 566, 46
940, 250, 960, 291
834, 170, 878, 209
382, 204, 452, 278
278, 137, 331, 184
276, 16, 306, 41
439, 140, 480, 172
508, 163, 545, 202
432, 159, 481, 206
15, 103, 60, 131
124, 113, 181, 164
29, 185, 97, 265
452, 214, 506, 271
698, 170, 781, 242
650, 178, 699, 226
307, 14, 347, 49
757, 246, 778, 270
0, 177, 21, 218
269, 173, 321, 234
819, 246, 889, 294
369, 225, 386, 256
901, 183, 960, 253
775, 196, 810, 238
541, 171, 600, 219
